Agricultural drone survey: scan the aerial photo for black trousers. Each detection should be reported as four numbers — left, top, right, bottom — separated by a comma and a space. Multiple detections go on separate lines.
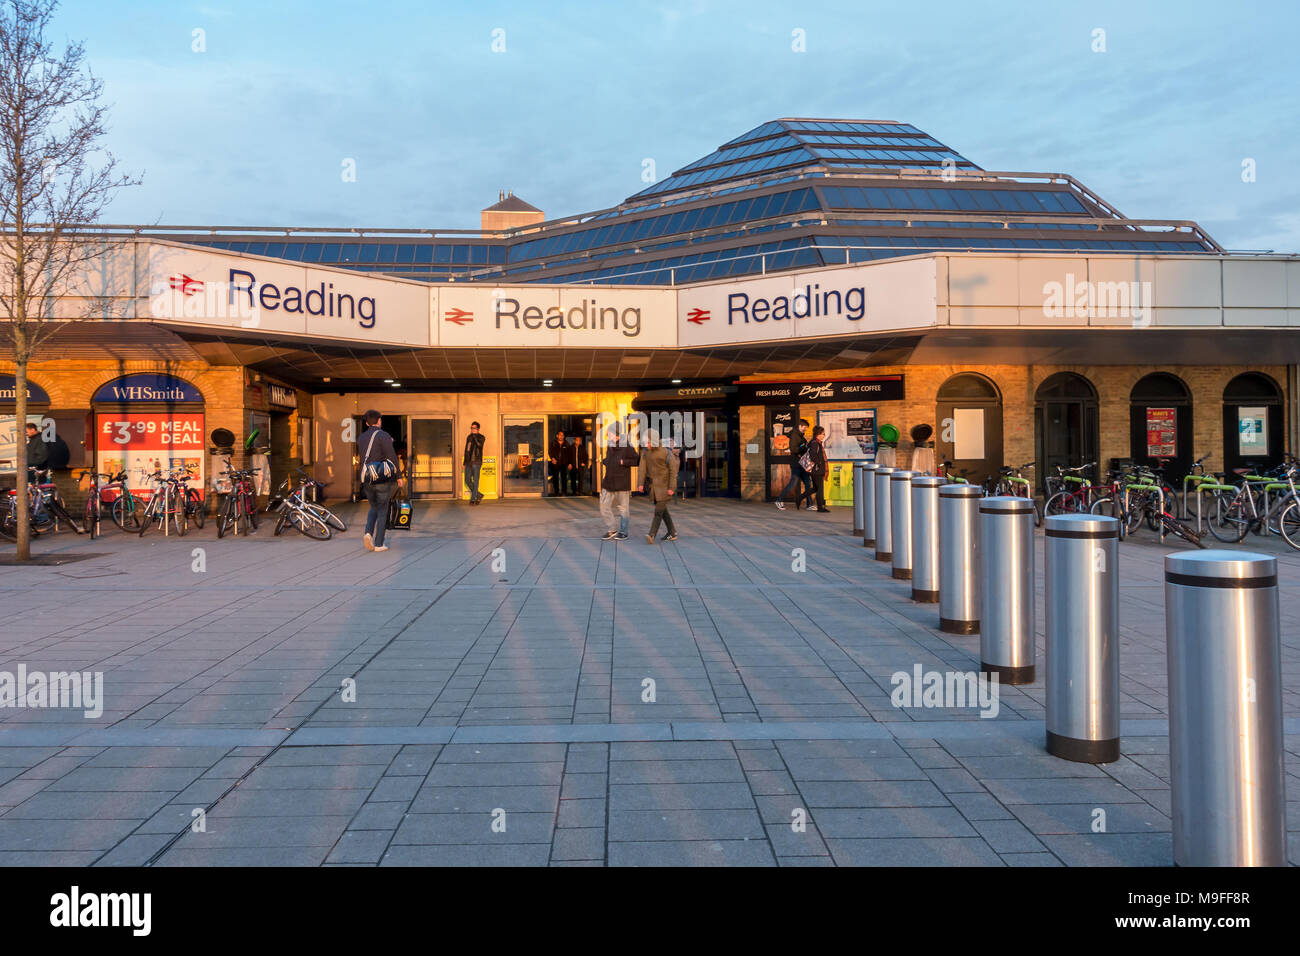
550, 467, 567, 496
803, 476, 826, 510
648, 497, 676, 538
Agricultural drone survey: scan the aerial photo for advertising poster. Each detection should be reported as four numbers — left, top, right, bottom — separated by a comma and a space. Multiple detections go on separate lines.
1238, 406, 1267, 455
818, 408, 877, 460
766, 405, 797, 498
1145, 407, 1177, 457
95, 412, 205, 500
0, 414, 45, 475
461, 456, 499, 499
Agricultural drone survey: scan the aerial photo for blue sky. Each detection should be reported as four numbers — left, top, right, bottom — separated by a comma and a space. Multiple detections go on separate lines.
54, 0, 1300, 251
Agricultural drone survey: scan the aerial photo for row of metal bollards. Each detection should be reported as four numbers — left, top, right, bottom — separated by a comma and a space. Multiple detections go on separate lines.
850, 460, 1287, 867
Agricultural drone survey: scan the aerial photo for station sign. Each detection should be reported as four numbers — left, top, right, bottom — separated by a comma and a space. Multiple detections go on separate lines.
434, 286, 677, 348
677, 256, 937, 347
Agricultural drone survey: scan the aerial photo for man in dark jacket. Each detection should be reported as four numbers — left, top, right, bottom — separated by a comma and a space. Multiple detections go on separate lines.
570, 435, 589, 495
25, 422, 47, 481
774, 419, 813, 510
599, 422, 639, 540
548, 429, 572, 497
359, 409, 401, 552
803, 424, 830, 512
463, 421, 486, 504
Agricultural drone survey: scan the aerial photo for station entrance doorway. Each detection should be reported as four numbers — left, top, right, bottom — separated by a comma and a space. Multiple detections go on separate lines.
502, 412, 596, 496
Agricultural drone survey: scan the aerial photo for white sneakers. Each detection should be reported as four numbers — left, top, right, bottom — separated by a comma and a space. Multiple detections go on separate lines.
374, 545, 389, 552
363, 533, 374, 551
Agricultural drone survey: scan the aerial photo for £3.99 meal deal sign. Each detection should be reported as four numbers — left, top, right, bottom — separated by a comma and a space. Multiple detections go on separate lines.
95, 413, 205, 499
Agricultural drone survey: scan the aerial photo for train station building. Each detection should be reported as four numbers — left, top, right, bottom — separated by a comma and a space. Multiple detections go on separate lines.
3, 118, 1298, 504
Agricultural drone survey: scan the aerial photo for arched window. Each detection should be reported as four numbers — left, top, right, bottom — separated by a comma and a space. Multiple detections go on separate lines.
1129, 372, 1193, 479
1035, 373, 1099, 488
935, 373, 1002, 486
1223, 372, 1283, 473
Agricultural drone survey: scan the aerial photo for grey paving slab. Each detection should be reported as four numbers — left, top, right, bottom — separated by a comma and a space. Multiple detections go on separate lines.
824, 836, 1005, 866
607, 840, 776, 867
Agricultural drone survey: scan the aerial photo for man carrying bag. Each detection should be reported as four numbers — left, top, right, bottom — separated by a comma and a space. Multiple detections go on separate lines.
359, 409, 401, 553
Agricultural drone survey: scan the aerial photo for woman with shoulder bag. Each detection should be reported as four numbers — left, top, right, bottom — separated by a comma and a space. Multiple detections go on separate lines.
802, 425, 830, 512
359, 409, 402, 552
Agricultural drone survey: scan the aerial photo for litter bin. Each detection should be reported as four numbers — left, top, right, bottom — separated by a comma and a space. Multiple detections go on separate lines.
873, 467, 894, 562
1044, 513, 1119, 763
939, 483, 982, 633
979, 496, 1035, 684
890, 471, 914, 580
1165, 550, 1286, 866
910, 476, 944, 603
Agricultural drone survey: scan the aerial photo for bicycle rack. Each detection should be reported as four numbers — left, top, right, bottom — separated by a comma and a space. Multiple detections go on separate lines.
1124, 481, 1164, 542
1181, 474, 1215, 520
1193, 482, 1234, 534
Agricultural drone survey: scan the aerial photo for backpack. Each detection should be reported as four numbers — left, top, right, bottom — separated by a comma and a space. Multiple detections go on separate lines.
362, 430, 398, 484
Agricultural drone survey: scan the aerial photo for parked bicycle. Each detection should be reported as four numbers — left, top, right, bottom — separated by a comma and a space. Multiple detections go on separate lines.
991, 462, 1042, 526
1042, 462, 1097, 517
215, 457, 260, 538
268, 471, 333, 540
139, 470, 193, 537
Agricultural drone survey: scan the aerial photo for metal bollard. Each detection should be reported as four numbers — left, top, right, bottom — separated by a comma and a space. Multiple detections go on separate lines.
978, 496, 1036, 684
873, 467, 894, 562
852, 461, 868, 536
861, 463, 878, 548
890, 471, 914, 580
939, 484, 982, 633
1044, 514, 1120, 763
911, 476, 944, 603
1165, 551, 1286, 867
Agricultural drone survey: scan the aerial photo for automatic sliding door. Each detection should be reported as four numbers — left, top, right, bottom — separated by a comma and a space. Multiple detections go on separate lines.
503, 417, 544, 495
410, 418, 453, 497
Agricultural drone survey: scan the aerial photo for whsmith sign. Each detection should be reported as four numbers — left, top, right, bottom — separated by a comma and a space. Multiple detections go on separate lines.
735, 376, 905, 405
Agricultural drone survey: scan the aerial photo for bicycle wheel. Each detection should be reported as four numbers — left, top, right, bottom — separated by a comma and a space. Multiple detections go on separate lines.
273, 507, 288, 536
187, 490, 205, 530
1206, 490, 1248, 543
247, 497, 259, 531
175, 497, 188, 537
216, 495, 234, 539
1279, 500, 1300, 551
1088, 497, 1123, 540
0, 509, 15, 541
1163, 514, 1206, 549
112, 493, 142, 531
84, 499, 100, 539
307, 503, 346, 532
138, 500, 157, 537
288, 507, 332, 540
1043, 491, 1078, 518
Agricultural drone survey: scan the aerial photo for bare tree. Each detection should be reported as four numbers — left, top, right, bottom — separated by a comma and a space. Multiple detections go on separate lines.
0, 0, 137, 559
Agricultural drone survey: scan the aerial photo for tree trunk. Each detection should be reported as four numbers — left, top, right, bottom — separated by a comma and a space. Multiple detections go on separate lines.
13, 327, 30, 560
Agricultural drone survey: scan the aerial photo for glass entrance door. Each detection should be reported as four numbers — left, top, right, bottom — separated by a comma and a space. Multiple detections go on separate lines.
409, 417, 454, 497
503, 417, 545, 496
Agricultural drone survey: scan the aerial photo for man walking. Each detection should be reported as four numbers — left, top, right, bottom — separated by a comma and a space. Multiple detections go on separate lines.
638, 430, 679, 543
463, 421, 485, 504
599, 421, 639, 540
548, 429, 571, 497
774, 418, 813, 511
359, 409, 402, 552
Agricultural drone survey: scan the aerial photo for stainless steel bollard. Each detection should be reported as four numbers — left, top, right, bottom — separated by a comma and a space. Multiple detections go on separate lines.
861, 463, 878, 548
1165, 551, 1286, 867
1045, 514, 1120, 763
939, 484, 982, 633
852, 461, 868, 536
978, 496, 1036, 684
910, 476, 944, 603
873, 467, 894, 562
890, 471, 914, 580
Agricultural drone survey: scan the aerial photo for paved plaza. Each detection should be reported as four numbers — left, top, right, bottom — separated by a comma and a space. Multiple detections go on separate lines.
0, 497, 1296, 867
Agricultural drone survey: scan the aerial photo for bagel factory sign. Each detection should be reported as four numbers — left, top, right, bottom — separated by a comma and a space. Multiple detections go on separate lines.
735, 376, 905, 405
